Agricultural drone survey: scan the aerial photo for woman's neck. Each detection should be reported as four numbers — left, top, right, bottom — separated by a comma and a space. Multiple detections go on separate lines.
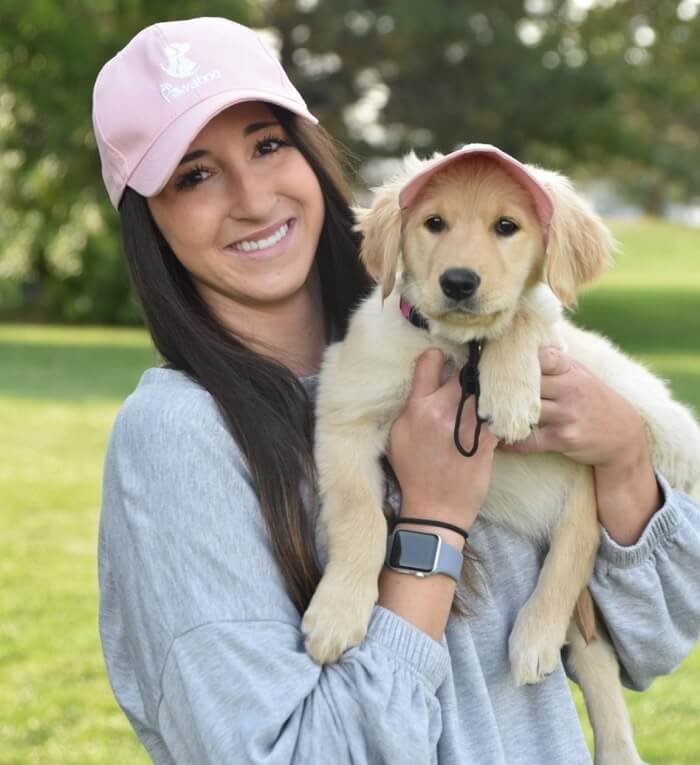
201, 276, 326, 377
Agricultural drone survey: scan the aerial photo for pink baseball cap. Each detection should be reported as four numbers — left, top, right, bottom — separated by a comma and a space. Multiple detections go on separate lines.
399, 143, 554, 245
92, 17, 318, 208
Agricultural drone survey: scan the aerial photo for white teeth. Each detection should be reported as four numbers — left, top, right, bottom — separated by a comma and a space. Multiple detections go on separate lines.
233, 222, 289, 252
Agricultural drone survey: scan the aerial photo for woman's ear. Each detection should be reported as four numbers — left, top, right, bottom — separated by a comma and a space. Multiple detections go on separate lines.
530, 168, 615, 306
353, 185, 403, 300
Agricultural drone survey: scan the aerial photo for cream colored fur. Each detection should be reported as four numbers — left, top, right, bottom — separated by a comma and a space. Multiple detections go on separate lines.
301, 153, 700, 765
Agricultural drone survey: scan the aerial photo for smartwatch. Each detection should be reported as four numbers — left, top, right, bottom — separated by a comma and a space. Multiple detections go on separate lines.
385, 529, 463, 581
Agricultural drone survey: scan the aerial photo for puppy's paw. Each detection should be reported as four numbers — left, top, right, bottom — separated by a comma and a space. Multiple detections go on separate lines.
508, 606, 566, 686
302, 572, 377, 664
478, 382, 540, 444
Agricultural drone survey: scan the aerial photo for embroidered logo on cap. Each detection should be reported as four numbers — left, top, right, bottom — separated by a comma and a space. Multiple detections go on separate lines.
158, 42, 222, 103
161, 43, 199, 79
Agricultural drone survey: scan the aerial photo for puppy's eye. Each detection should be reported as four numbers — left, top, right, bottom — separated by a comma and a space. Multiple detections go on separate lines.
494, 218, 519, 236
424, 216, 446, 233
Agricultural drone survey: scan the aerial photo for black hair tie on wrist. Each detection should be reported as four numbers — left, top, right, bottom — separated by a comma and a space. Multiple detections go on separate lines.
396, 517, 469, 540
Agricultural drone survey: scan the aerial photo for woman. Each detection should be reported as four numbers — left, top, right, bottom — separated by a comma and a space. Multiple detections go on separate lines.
95, 17, 700, 765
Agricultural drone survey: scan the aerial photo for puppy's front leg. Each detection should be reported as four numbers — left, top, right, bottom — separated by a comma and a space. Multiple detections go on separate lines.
509, 464, 601, 684
479, 287, 560, 443
302, 420, 390, 664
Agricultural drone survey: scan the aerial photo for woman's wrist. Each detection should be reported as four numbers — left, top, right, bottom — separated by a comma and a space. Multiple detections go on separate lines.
377, 565, 458, 641
378, 502, 469, 640
393, 519, 467, 551
398, 498, 477, 540
594, 444, 662, 546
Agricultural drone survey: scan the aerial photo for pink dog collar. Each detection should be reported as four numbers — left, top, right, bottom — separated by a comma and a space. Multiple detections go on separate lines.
399, 296, 429, 331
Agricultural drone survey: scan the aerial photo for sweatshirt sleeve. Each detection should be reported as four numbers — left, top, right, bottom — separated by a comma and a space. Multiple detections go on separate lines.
100, 381, 449, 765
589, 473, 700, 691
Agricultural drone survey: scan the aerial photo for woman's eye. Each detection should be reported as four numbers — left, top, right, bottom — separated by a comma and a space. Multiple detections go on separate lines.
255, 134, 289, 156
174, 164, 213, 191
424, 215, 446, 233
494, 218, 519, 236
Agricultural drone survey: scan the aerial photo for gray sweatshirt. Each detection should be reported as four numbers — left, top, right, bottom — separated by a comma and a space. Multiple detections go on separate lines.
99, 367, 700, 765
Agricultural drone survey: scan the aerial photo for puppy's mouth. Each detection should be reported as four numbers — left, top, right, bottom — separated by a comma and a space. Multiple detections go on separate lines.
430, 298, 502, 323
401, 277, 507, 329
437, 307, 504, 327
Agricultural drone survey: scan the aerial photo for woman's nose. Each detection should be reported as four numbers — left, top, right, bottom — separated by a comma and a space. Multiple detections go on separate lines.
226, 169, 277, 221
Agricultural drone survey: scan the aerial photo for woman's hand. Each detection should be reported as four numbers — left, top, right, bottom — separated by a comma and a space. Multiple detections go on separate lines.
502, 346, 662, 545
379, 348, 498, 639
498, 346, 650, 467
387, 348, 499, 533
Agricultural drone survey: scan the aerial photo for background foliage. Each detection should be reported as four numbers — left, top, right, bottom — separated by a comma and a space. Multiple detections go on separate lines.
0, 0, 252, 323
0, 0, 699, 323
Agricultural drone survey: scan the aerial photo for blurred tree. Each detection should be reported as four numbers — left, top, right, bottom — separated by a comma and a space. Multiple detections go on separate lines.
575, 0, 700, 214
265, 0, 700, 209
1, 1, 697, 323
264, 1, 614, 169
0, 0, 253, 323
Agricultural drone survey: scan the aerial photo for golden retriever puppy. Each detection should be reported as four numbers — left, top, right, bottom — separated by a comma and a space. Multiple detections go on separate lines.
302, 144, 700, 765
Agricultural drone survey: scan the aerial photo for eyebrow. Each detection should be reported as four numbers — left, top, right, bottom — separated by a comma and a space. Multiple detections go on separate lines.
243, 120, 279, 136
178, 149, 209, 167
177, 121, 281, 167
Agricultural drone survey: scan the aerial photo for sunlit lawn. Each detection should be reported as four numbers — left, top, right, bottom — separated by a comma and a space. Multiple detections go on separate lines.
569, 219, 700, 763
0, 218, 698, 764
0, 328, 157, 765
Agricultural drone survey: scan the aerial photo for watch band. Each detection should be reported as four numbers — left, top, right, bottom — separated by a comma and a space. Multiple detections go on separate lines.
385, 529, 463, 581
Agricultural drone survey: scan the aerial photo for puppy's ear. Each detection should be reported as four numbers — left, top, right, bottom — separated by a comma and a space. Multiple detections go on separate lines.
353, 186, 403, 300
531, 168, 615, 306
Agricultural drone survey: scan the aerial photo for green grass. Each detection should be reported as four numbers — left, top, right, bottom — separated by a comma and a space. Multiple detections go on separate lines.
574, 219, 700, 413
560, 219, 700, 763
0, 326, 156, 765
594, 219, 700, 290
0, 218, 698, 764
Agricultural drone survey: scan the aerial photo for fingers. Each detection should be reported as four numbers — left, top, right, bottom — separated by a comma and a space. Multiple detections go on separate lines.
539, 346, 575, 401
498, 426, 558, 454
408, 349, 498, 455
408, 348, 445, 399
454, 394, 477, 436
498, 401, 564, 454
538, 399, 564, 426
475, 420, 500, 451
539, 346, 573, 376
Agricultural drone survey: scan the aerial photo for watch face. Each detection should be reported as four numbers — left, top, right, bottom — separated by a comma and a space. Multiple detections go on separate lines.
389, 530, 439, 573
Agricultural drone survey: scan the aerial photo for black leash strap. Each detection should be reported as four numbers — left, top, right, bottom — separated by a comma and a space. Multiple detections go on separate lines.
454, 339, 486, 457
400, 298, 485, 458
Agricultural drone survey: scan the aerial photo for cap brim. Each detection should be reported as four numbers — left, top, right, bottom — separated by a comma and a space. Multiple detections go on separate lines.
127, 90, 318, 199
398, 143, 553, 245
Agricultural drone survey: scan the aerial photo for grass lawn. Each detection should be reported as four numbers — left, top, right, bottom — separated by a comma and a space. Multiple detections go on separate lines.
568, 219, 700, 763
0, 218, 698, 764
0, 327, 157, 765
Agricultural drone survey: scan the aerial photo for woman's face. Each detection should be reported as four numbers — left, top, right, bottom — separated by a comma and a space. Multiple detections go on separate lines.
147, 101, 325, 314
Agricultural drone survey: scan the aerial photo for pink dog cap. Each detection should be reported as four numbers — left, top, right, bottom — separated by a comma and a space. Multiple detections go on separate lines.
92, 17, 318, 208
398, 143, 554, 245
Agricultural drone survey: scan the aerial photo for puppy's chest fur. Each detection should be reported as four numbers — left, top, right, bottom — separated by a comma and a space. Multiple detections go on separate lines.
318, 280, 700, 545
318, 283, 573, 542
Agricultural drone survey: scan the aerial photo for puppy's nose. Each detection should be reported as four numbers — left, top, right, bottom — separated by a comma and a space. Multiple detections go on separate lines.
439, 268, 481, 301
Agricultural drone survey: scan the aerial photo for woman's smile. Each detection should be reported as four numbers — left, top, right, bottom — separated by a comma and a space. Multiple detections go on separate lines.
226, 217, 297, 260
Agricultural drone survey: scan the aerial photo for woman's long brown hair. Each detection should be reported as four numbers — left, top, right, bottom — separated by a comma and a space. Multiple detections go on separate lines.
118, 108, 373, 613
